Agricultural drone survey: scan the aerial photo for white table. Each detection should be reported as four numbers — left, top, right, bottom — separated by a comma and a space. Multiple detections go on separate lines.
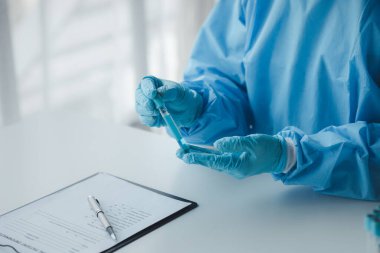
0, 113, 378, 253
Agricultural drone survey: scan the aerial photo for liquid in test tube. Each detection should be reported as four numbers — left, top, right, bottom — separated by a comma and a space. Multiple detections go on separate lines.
154, 100, 189, 152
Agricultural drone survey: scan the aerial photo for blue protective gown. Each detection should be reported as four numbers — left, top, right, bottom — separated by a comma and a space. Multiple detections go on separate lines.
180, 0, 380, 200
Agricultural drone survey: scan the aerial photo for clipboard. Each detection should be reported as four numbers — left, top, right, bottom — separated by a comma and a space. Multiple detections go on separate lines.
0, 172, 198, 253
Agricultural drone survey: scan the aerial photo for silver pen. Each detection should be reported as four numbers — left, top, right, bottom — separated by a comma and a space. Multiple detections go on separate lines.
87, 195, 117, 241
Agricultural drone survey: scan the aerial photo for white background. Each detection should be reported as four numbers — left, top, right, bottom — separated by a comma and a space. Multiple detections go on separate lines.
0, 0, 215, 127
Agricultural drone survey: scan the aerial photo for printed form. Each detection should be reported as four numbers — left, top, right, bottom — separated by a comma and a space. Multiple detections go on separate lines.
0, 173, 192, 253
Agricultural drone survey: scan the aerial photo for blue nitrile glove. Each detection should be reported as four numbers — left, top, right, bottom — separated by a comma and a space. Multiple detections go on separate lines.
176, 134, 288, 179
135, 76, 203, 127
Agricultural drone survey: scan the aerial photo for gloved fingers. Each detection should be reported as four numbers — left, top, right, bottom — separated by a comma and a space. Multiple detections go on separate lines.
157, 81, 185, 102
176, 148, 186, 159
140, 76, 162, 99
214, 136, 250, 153
138, 115, 164, 127
135, 104, 160, 116
181, 152, 221, 170
180, 152, 239, 171
177, 149, 251, 179
135, 88, 159, 116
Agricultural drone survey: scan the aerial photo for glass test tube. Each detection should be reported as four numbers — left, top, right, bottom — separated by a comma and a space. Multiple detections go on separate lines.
155, 102, 189, 152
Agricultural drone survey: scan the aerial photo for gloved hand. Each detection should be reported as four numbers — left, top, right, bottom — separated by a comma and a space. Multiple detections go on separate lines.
176, 134, 288, 179
135, 76, 203, 127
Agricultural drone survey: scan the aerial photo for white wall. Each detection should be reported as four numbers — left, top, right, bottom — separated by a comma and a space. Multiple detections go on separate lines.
0, 0, 215, 126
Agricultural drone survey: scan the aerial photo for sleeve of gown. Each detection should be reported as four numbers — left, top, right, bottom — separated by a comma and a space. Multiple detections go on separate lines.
274, 2, 380, 201
179, 0, 253, 145
276, 123, 380, 200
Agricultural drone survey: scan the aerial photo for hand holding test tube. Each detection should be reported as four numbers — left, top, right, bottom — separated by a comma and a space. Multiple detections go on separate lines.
137, 75, 220, 155
152, 95, 221, 155
136, 76, 203, 128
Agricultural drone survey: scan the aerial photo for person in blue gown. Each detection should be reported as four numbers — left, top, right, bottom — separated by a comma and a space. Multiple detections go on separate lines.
135, 0, 380, 200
